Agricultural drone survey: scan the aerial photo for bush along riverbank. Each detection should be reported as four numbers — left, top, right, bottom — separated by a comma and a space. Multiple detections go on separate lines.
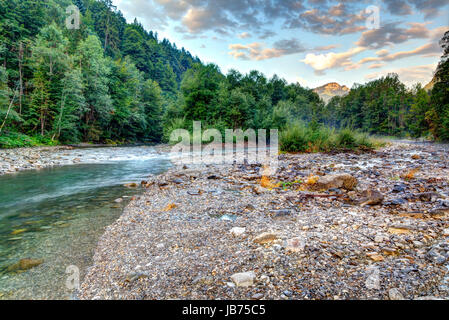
279, 122, 385, 153
80, 141, 449, 300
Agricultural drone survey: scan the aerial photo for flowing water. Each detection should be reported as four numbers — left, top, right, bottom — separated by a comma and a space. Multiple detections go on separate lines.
0, 146, 171, 300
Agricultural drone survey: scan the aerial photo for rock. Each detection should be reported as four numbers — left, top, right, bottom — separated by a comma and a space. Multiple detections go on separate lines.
411, 154, 421, 160
10, 229, 27, 235
365, 266, 380, 290
7, 258, 44, 272
253, 232, 278, 244
252, 293, 264, 300
230, 271, 256, 287
443, 228, 449, 236
416, 192, 439, 202
124, 183, 138, 188
271, 209, 292, 217
285, 237, 305, 252
252, 186, 266, 195
187, 190, 202, 196
114, 198, 123, 203
359, 189, 384, 206
283, 290, 292, 297
230, 227, 246, 236
392, 184, 407, 193
374, 235, 387, 243
124, 272, 149, 283
388, 288, 405, 300
386, 198, 407, 206
367, 253, 384, 262
311, 174, 357, 191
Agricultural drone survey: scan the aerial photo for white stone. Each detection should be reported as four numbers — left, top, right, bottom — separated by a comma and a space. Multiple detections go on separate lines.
365, 266, 381, 290
230, 227, 246, 236
230, 271, 256, 287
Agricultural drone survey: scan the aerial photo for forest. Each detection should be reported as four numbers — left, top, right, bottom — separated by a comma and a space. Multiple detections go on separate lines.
0, 0, 448, 149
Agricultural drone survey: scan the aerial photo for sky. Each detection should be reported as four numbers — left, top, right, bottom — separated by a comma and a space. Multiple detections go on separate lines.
112, 0, 449, 89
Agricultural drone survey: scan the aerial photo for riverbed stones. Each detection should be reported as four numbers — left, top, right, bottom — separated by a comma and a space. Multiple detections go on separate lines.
78, 141, 449, 300
230, 271, 256, 287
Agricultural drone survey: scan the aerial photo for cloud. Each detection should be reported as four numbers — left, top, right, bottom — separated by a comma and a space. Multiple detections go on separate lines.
115, 0, 449, 38
348, 26, 446, 69
314, 44, 339, 51
238, 32, 251, 39
383, 0, 412, 16
365, 64, 437, 86
368, 63, 386, 69
289, 6, 368, 35
229, 38, 306, 61
301, 47, 366, 75
356, 22, 430, 49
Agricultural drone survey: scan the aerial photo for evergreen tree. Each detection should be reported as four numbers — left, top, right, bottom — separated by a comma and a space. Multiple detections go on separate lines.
430, 30, 449, 141
52, 67, 86, 142
76, 34, 112, 141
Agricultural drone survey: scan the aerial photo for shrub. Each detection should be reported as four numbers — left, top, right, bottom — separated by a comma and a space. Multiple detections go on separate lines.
279, 122, 380, 153
336, 128, 356, 149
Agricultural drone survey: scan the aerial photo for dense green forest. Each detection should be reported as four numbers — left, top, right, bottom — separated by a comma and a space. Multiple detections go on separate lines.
0, 0, 448, 148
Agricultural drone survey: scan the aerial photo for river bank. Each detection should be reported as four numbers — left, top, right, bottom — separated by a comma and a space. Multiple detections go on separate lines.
0, 144, 171, 176
79, 141, 449, 300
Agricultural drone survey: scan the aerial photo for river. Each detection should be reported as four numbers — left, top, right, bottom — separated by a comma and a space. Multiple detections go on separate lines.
0, 146, 171, 299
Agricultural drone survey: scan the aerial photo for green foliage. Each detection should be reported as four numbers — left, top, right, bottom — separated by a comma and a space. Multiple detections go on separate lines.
429, 30, 449, 141
0, 132, 59, 148
279, 122, 377, 153
336, 128, 356, 149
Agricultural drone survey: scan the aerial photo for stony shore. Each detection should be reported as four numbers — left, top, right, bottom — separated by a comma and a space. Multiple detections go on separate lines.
79, 141, 449, 300
0, 146, 77, 175
0, 144, 170, 175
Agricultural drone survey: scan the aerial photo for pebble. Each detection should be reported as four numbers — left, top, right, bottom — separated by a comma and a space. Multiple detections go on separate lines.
230, 271, 256, 287
230, 227, 246, 236
388, 288, 405, 300
253, 232, 278, 244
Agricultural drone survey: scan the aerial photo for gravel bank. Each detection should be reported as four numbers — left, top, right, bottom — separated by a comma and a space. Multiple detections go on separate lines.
0, 145, 171, 175
80, 142, 449, 300
0, 146, 77, 175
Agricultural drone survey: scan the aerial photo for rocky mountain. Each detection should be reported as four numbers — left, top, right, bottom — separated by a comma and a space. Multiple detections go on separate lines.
313, 82, 350, 104
424, 76, 436, 92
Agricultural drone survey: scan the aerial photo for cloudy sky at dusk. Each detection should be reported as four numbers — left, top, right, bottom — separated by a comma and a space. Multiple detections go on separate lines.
112, 0, 449, 89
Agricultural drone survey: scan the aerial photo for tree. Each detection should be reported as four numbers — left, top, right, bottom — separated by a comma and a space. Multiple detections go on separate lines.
430, 30, 449, 141
28, 23, 69, 136
76, 34, 112, 141
407, 85, 431, 138
0, 66, 21, 133
181, 63, 223, 121
142, 79, 163, 141
52, 67, 85, 142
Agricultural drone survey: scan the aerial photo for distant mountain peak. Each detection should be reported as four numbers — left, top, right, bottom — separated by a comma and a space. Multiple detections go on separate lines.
313, 82, 350, 103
